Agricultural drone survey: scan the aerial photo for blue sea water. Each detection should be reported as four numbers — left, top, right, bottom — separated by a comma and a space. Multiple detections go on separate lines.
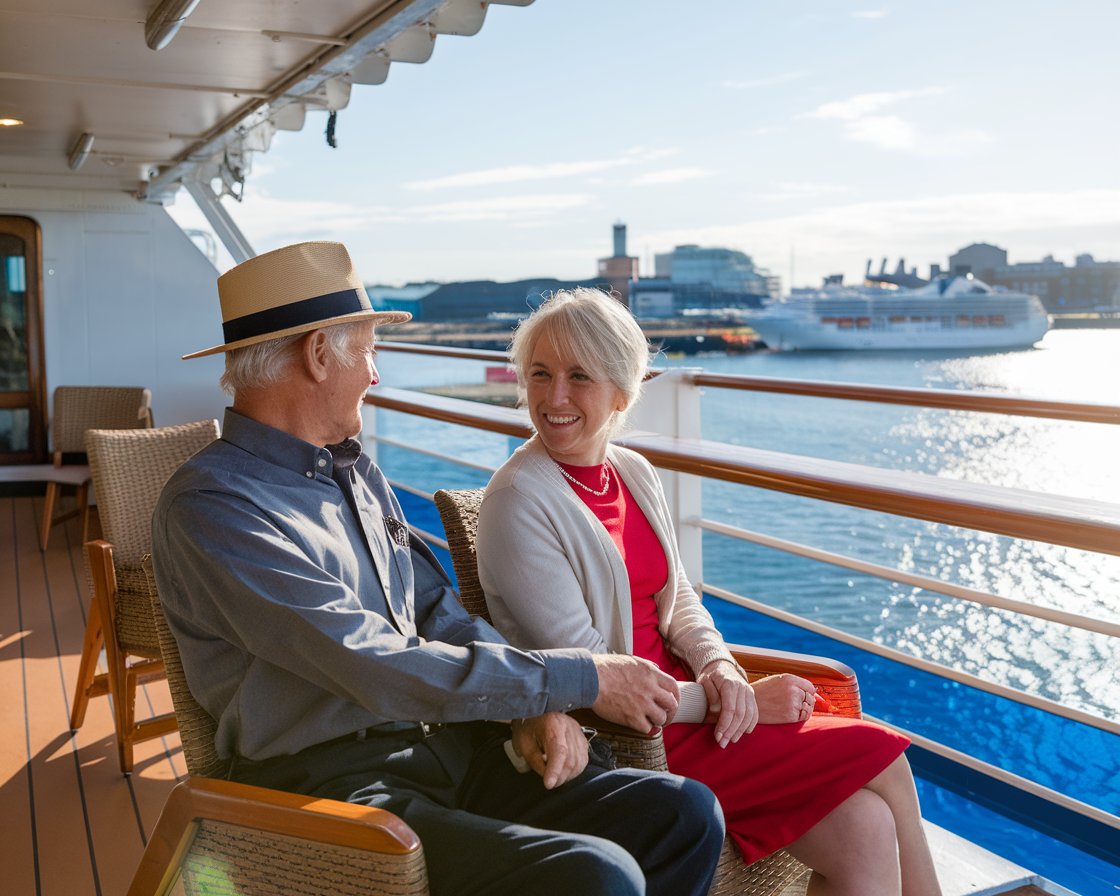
373, 328, 1120, 894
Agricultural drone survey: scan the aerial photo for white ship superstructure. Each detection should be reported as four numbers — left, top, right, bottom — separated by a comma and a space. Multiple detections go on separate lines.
749, 276, 1050, 350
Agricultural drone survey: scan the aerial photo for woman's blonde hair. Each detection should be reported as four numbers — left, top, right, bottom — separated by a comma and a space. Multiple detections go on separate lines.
509, 287, 652, 428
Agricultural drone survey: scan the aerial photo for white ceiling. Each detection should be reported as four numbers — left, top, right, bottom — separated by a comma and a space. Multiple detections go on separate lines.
0, 0, 532, 201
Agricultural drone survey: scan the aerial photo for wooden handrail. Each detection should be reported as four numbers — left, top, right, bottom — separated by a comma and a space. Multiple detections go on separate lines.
616, 432, 1120, 557
688, 373, 1120, 425
365, 387, 1120, 557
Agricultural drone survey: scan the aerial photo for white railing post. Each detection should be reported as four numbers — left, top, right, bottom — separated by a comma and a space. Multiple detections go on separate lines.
624, 369, 705, 583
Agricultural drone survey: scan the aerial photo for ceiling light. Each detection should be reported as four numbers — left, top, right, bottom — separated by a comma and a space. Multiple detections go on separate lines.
0, 118, 24, 127
145, 0, 201, 51
68, 133, 95, 171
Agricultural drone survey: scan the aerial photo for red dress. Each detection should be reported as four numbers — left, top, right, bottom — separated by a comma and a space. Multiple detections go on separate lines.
558, 460, 910, 863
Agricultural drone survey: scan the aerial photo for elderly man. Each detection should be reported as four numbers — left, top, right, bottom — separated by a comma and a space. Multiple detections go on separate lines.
152, 241, 723, 896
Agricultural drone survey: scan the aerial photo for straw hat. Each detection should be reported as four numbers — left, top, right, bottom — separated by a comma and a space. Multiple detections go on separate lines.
183, 241, 411, 359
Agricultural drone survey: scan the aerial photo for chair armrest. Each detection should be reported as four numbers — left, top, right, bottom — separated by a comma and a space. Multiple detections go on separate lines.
129, 777, 426, 896
727, 643, 862, 718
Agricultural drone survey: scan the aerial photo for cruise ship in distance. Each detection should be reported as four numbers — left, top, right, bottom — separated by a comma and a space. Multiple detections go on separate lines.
747, 275, 1051, 351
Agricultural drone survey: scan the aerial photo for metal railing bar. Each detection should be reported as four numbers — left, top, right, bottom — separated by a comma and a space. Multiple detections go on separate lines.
864, 715, 1120, 830
367, 387, 532, 439
373, 349, 1120, 425
695, 518, 1120, 639
377, 341, 510, 363
704, 584, 1120, 737
368, 434, 500, 475
688, 372, 1120, 425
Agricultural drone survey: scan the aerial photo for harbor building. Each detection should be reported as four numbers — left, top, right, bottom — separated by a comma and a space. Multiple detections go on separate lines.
949, 243, 1120, 314
596, 222, 640, 305
630, 244, 779, 319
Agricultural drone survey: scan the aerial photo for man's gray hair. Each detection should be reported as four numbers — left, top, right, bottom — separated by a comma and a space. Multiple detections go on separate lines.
220, 320, 373, 395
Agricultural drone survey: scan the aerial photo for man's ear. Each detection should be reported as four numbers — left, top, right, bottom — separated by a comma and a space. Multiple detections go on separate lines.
302, 330, 331, 383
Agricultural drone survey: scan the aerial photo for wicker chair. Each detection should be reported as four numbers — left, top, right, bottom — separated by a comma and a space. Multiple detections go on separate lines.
39, 385, 154, 550
131, 558, 428, 896
70, 419, 219, 773
434, 487, 867, 896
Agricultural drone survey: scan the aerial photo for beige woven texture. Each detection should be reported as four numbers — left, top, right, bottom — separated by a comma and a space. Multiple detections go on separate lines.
86, 420, 220, 657
434, 488, 813, 896
53, 385, 152, 453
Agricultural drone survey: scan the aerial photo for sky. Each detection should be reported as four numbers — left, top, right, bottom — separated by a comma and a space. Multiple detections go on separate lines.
169, 0, 1120, 291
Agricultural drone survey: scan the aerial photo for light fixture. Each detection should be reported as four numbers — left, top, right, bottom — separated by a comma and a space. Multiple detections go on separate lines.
68, 133, 95, 171
145, 0, 201, 51
0, 117, 24, 127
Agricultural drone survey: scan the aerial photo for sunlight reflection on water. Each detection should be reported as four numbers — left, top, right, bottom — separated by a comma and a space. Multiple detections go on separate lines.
377, 330, 1120, 721
664, 330, 1120, 720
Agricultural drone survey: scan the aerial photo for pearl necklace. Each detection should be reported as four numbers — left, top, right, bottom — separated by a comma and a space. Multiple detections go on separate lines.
556, 462, 611, 497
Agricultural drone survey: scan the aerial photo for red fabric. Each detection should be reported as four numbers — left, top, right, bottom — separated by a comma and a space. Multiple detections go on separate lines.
561, 461, 910, 862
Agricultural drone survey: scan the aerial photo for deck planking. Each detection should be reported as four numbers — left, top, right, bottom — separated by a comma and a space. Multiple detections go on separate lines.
1, 495, 182, 896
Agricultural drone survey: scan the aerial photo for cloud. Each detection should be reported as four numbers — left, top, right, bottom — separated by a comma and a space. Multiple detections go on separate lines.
808, 87, 946, 122
639, 189, 1120, 287
851, 10, 888, 19
759, 181, 854, 201
806, 87, 993, 156
408, 193, 594, 222
403, 149, 676, 191
631, 167, 714, 186
723, 71, 809, 90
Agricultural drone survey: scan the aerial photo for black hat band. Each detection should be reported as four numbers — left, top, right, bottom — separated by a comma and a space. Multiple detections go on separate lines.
222, 288, 369, 344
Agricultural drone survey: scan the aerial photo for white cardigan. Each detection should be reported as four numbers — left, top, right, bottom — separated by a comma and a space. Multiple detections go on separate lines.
477, 436, 733, 680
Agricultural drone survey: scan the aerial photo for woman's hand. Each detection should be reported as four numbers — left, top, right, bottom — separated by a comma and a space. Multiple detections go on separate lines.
751, 673, 818, 724
696, 659, 757, 748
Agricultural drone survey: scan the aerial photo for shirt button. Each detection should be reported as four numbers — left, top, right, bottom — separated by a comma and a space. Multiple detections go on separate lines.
305, 471, 313, 478
317, 458, 327, 468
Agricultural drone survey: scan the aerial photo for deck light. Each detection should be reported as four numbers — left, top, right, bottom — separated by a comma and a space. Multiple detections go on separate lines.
67, 132, 95, 171
145, 0, 201, 51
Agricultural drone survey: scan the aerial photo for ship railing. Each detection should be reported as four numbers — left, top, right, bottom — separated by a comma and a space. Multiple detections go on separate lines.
364, 340, 1120, 860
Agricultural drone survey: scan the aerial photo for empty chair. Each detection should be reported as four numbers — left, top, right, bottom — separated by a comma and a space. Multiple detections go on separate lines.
39, 385, 153, 550
70, 419, 219, 773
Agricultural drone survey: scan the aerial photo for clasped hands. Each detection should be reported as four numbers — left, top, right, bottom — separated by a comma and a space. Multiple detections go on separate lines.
696, 662, 820, 747
511, 657, 821, 789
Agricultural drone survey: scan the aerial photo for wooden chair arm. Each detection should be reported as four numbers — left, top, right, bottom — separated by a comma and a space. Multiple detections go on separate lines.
728, 643, 862, 718
128, 777, 424, 896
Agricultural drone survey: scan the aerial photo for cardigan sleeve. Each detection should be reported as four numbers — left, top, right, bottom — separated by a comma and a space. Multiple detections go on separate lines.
477, 483, 613, 655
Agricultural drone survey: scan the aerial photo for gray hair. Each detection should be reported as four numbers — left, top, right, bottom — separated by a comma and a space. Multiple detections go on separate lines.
509, 287, 652, 426
220, 320, 374, 395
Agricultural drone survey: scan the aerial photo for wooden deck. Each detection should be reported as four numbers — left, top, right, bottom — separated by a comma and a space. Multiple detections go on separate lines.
0, 491, 1076, 896
1, 494, 181, 896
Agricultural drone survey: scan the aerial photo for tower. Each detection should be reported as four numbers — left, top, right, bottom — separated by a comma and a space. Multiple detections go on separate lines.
596, 221, 640, 306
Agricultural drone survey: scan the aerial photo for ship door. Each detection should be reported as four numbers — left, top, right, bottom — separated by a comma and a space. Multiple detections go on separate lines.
0, 216, 46, 463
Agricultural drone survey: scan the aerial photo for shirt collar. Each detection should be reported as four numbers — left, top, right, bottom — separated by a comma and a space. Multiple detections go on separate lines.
221, 408, 338, 480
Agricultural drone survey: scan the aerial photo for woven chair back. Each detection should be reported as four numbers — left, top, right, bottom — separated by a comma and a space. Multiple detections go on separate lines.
85, 419, 219, 567
432, 489, 491, 621
142, 557, 227, 778
85, 420, 219, 659
51, 385, 153, 455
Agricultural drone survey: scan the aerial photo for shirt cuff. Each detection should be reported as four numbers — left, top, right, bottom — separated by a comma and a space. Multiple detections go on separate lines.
537, 648, 599, 713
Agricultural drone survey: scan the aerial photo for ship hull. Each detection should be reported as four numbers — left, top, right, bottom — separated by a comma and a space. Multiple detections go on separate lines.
748, 293, 1050, 351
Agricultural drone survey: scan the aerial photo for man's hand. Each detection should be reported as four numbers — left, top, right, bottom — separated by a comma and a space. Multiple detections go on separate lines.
511, 713, 589, 789
591, 654, 680, 732
696, 659, 757, 748
752, 673, 818, 724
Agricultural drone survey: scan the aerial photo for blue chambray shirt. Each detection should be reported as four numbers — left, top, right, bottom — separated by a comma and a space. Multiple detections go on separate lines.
151, 409, 597, 761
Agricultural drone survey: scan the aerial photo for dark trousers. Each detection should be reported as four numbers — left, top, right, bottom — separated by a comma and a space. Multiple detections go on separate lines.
230, 721, 724, 896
